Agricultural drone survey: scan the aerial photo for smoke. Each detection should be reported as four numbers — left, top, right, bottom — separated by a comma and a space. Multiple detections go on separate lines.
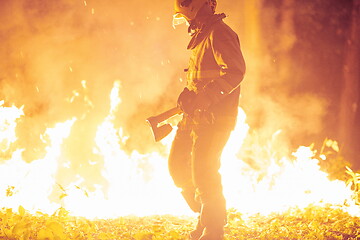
0, 0, 188, 154
0, 0, 191, 195
232, 1, 331, 158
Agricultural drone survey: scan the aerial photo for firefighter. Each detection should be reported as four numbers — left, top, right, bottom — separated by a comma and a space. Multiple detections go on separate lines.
168, 0, 246, 239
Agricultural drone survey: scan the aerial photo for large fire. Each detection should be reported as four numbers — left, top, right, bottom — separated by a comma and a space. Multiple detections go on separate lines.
0, 82, 358, 220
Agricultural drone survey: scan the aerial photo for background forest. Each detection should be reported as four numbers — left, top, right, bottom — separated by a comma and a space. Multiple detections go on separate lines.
237, 0, 359, 169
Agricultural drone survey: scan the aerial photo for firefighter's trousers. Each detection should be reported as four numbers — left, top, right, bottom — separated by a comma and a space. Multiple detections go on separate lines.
168, 116, 231, 230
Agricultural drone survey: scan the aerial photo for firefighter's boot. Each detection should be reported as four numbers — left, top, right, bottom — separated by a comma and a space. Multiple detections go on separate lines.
198, 227, 224, 240
189, 216, 204, 240
198, 202, 226, 240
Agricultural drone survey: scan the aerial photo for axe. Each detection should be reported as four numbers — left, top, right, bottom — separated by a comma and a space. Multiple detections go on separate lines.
146, 107, 182, 142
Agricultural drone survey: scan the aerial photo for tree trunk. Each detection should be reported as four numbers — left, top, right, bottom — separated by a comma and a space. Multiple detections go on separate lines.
339, 0, 360, 169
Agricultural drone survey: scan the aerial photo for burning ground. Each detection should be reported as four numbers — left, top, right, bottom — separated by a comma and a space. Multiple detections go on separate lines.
1, 86, 360, 239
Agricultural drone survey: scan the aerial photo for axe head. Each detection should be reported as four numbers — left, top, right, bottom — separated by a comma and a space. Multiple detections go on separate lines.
146, 116, 174, 142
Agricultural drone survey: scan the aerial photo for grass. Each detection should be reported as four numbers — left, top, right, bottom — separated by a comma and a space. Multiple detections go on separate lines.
1, 204, 360, 240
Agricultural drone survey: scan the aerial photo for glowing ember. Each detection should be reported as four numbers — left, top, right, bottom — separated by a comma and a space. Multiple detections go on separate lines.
0, 82, 358, 219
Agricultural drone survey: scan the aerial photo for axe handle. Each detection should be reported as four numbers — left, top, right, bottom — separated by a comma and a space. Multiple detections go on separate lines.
149, 107, 182, 125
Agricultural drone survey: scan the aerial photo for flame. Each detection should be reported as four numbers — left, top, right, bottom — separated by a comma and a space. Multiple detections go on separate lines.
0, 117, 76, 214
48, 81, 189, 218
0, 81, 359, 219
0, 101, 24, 152
223, 143, 354, 215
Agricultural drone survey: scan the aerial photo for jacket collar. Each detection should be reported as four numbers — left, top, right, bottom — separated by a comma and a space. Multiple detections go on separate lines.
187, 13, 226, 50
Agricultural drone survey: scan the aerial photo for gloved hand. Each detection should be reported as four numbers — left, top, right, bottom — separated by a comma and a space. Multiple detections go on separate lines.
192, 91, 212, 112
191, 91, 214, 124
177, 87, 196, 115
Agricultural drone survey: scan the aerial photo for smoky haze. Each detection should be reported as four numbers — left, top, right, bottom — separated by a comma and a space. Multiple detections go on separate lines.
0, 0, 188, 154
0, 0, 331, 192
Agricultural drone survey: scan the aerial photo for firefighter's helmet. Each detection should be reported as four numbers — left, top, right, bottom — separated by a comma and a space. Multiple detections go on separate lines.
173, 0, 217, 28
174, 0, 217, 20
